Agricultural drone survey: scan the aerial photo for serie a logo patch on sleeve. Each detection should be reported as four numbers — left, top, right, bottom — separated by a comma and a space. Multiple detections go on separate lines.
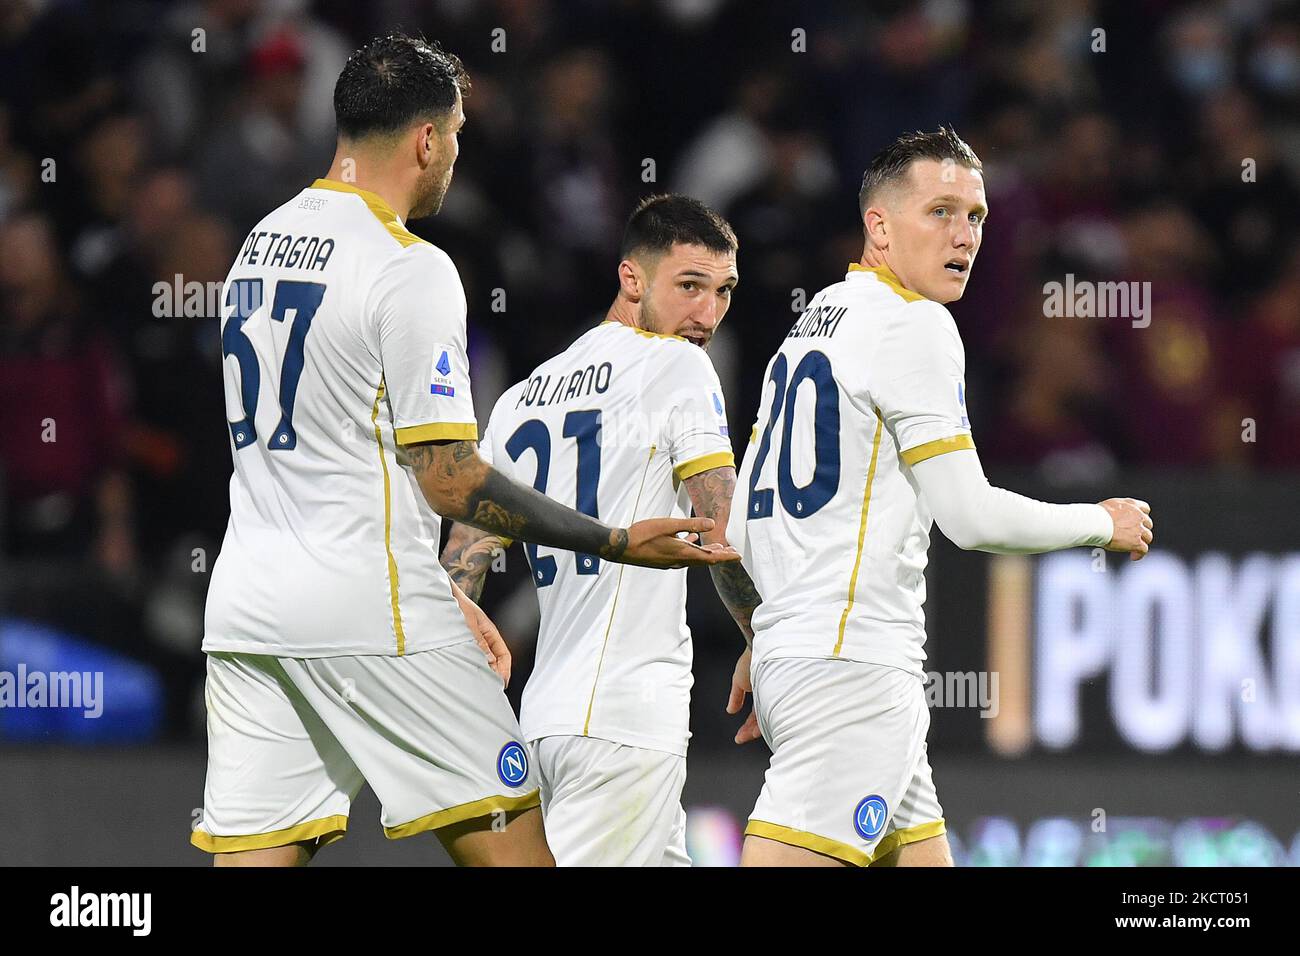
430, 347, 456, 397
713, 391, 730, 436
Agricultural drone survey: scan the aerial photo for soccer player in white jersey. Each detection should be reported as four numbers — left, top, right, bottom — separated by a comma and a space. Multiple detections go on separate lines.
727, 127, 1155, 867
192, 35, 739, 867
440, 195, 761, 866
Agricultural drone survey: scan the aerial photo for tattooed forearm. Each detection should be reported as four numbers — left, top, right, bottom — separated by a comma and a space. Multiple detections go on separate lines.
603, 527, 629, 561
440, 521, 504, 602
405, 439, 625, 558
472, 467, 621, 556
684, 465, 762, 643
709, 561, 760, 642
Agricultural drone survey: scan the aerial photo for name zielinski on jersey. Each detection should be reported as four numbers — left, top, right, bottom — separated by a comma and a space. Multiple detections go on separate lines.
235, 230, 336, 272
515, 362, 613, 409
787, 304, 847, 339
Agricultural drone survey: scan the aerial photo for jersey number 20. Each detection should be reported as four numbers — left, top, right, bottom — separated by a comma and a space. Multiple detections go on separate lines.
747, 350, 841, 520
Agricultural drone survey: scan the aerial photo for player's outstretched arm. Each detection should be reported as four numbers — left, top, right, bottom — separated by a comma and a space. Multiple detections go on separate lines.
441, 520, 506, 602
405, 439, 740, 569
683, 465, 762, 644
911, 447, 1154, 558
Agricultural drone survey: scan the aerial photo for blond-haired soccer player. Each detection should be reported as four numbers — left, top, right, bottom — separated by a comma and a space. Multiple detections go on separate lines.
192, 35, 737, 867
441, 195, 760, 866
728, 127, 1154, 867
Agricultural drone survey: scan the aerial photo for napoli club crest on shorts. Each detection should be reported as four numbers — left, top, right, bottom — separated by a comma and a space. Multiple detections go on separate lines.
497, 741, 529, 787
854, 795, 888, 840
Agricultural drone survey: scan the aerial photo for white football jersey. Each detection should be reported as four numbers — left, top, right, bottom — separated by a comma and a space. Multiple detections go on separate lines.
481, 322, 735, 756
204, 179, 479, 658
728, 264, 974, 677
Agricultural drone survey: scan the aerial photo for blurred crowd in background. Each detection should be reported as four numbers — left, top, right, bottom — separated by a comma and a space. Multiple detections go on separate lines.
1, 0, 1298, 737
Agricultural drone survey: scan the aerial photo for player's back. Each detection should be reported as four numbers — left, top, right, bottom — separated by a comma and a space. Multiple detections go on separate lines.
730, 264, 973, 677
205, 180, 476, 658
483, 322, 733, 755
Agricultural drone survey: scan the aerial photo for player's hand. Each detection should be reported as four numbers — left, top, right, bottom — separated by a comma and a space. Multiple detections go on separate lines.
726, 646, 761, 745
452, 587, 511, 686
614, 517, 741, 569
1099, 497, 1154, 561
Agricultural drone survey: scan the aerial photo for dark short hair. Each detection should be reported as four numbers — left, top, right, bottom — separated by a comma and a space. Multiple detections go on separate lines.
333, 34, 469, 139
620, 194, 738, 261
858, 126, 982, 216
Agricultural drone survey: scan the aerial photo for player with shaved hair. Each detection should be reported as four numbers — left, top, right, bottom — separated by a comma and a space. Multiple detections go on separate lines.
729, 127, 1154, 867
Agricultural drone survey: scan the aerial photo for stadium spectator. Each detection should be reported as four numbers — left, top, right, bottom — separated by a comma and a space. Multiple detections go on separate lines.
1, 0, 1297, 742
0, 213, 132, 570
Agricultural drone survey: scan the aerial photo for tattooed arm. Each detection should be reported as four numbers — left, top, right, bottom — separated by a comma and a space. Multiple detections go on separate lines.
440, 520, 506, 602
682, 465, 761, 645
408, 439, 621, 555
684, 464, 763, 745
405, 439, 738, 570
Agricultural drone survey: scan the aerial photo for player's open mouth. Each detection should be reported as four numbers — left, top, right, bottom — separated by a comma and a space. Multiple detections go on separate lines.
944, 259, 968, 275
682, 333, 708, 348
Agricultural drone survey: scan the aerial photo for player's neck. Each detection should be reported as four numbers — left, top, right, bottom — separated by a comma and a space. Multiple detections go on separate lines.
858, 249, 910, 287
859, 248, 891, 273
320, 153, 413, 222
604, 295, 642, 331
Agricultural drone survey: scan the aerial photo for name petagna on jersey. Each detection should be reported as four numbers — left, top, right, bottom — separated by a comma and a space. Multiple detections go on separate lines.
235, 230, 335, 272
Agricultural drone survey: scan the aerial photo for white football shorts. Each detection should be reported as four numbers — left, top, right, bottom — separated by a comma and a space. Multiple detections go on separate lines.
191, 640, 540, 853
745, 656, 945, 866
530, 734, 689, 867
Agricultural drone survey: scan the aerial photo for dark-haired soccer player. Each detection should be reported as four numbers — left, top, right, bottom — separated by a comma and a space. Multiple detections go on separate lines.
192, 35, 737, 867
441, 195, 760, 866
729, 127, 1154, 867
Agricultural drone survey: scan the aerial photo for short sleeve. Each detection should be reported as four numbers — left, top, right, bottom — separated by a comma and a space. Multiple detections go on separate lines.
371, 244, 478, 445
479, 381, 530, 470
874, 302, 974, 467
478, 416, 495, 466
656, 345, 735, 481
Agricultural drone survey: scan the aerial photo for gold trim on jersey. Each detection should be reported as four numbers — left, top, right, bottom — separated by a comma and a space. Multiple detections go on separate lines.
744, 818, 946, 867
899, 433, 974, 467
673, 450, 735, 481
394, 421, 479, 445
600, 319, 686, 342
583, 443, 658, 737
833, 413, 884, 658
847, 262, 926, 303
190, 814, 349, 854
383, 790, 542, 840
311, 178, 429, 248
372, 382, 408, 655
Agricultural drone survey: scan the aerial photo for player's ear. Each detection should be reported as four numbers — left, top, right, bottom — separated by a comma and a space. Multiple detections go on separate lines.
416, 122, 437, 168
617, 258, 644, 301
864, 207, 888, 250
